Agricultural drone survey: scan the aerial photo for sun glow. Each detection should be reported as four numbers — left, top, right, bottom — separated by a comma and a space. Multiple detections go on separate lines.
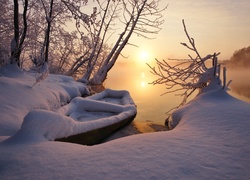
140, 72, 147, 88
141, 81, 146, 87
138, 50, 151, 63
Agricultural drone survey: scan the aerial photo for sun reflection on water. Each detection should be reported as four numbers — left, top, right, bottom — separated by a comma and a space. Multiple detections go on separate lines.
105, 62, 185, 125
105, 61, 250, 127
140, 72, 146, 88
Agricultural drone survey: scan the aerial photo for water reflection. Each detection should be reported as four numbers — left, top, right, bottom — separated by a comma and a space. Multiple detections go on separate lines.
105, 62, 250, 128
105, 62, 194, 126
140, 72, 146, 87
141, 81, 146, 87
227, 68, 250, 102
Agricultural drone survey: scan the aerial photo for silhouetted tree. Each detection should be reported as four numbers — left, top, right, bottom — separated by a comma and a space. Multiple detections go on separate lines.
1, 0, 166, 83
89, 0, 167, 85
227, 46, 250, 68
10, 0, 28, 67
61, 0, 167, 83
147, 20, 231, 126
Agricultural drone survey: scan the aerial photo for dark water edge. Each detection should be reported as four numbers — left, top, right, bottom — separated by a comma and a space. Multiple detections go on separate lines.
102, 121, 169, 143
88, 85, 169, 142
102, 88, 250, 143
90, 81, 250, 143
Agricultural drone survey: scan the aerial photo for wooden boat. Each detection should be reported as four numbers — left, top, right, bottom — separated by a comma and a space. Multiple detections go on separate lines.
55, 89, 137, 145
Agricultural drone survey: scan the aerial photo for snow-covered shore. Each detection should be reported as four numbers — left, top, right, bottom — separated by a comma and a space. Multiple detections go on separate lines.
0, 65, 250, 179
0, 64, 89, 136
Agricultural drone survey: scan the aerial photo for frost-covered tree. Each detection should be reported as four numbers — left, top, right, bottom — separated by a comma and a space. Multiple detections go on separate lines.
10, 0, 28, 67
40, 0, 54, 64
147, 20, 231, 124
63, 0, 166, 84
49, 30, 80, 74
81, 0, 117, 81
89, 0, 167, 85
0, 0, 66, 70
62, 0, 103, 77
1, 0, 166, 84
0, 0, 12, 66
25, 0, 72, 70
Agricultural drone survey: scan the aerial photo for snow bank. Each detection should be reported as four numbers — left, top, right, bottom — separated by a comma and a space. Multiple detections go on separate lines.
0, 64, 89, 136
2, 88, 136, 145
0, 65, 250, 179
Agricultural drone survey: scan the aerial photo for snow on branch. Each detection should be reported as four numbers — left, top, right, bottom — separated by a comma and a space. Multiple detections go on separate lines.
32, 62, 49, 88
147, 19, 230, 119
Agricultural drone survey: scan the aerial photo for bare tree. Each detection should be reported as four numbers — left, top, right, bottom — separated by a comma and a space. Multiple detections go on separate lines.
0, 0, 13, 66
39, 0, 55, 64
60, 0, 97, 77
147, 20, 231, 126
10, 0, 28, 67
2, 0, 166, 83
81, 0, 118, 81
31, 0, 57, 87
89, 0, 167, 85
62, 0, 166, 83
49, 29, 78, 74
227, 46, 250, 68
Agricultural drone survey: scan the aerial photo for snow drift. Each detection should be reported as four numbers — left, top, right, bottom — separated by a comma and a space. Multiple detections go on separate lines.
0, 64, 250, 179
0, 64, 89, 136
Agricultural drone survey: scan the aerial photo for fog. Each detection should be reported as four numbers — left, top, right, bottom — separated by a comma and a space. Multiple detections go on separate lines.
226, 68, 250, 102
105, 61, 196, 126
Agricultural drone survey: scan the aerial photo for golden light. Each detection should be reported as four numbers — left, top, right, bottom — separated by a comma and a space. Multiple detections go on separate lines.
141, 72, 145, 78
138, 50, 150, 63
141, 81, 146, 87
140, 72, 146, 88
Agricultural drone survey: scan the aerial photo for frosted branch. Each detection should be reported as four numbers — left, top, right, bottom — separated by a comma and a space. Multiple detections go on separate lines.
147, 19, 224, 118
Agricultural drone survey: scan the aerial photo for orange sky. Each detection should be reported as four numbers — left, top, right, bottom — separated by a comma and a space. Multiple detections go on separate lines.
119, 0, 250, 63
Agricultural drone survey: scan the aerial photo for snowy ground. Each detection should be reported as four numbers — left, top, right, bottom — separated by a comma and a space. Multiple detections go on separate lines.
0, 64, 250, 179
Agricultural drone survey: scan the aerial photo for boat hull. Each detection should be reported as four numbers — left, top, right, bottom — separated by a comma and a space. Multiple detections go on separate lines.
55, 89, 137, 145
56, 114, 136, 145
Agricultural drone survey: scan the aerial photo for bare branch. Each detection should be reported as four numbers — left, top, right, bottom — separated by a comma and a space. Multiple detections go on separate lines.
147, 19, 224, 121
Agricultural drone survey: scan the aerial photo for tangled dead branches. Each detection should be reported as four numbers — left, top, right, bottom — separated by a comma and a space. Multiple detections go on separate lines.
147, 19, 226, 118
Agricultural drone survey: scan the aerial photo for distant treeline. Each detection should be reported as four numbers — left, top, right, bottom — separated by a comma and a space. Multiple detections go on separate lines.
227, 46, 250, 68
231, 83, 250, 99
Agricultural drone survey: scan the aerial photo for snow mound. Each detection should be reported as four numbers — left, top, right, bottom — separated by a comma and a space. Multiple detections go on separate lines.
1, 86, 250, 179
0, 65, 250, 179
3, 89, 136, 145
0, 64, 89, 136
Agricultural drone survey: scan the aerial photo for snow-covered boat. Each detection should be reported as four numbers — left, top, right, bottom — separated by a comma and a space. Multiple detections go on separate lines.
55, 89, 137, 145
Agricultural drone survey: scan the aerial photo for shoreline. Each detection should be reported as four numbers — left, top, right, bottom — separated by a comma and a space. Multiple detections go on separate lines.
89, 85, 170, 142
102, 121, 169, 143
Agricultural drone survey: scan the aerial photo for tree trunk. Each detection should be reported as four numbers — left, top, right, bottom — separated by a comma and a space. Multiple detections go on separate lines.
44, 0, 54, 63
82, 0, 112, 81
90, 0, 147, 85
11, 0, 19, 66
11, 0, 28, 67
17, 0, 28, 67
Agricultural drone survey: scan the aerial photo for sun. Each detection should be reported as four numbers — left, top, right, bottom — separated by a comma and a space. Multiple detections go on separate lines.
138, 50, 150, 62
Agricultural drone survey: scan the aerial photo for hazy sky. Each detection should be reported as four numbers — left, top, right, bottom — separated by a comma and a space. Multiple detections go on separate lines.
121, 0, 250, 62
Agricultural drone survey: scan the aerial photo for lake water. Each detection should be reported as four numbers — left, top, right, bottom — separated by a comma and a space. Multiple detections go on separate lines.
104, 61, 250, 135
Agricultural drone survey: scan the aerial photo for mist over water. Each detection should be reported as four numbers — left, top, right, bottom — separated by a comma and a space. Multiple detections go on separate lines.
102, 62, 250, 140
105, 62, 250, 127
227, 68, 250, 103
105, 62, 196, 126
